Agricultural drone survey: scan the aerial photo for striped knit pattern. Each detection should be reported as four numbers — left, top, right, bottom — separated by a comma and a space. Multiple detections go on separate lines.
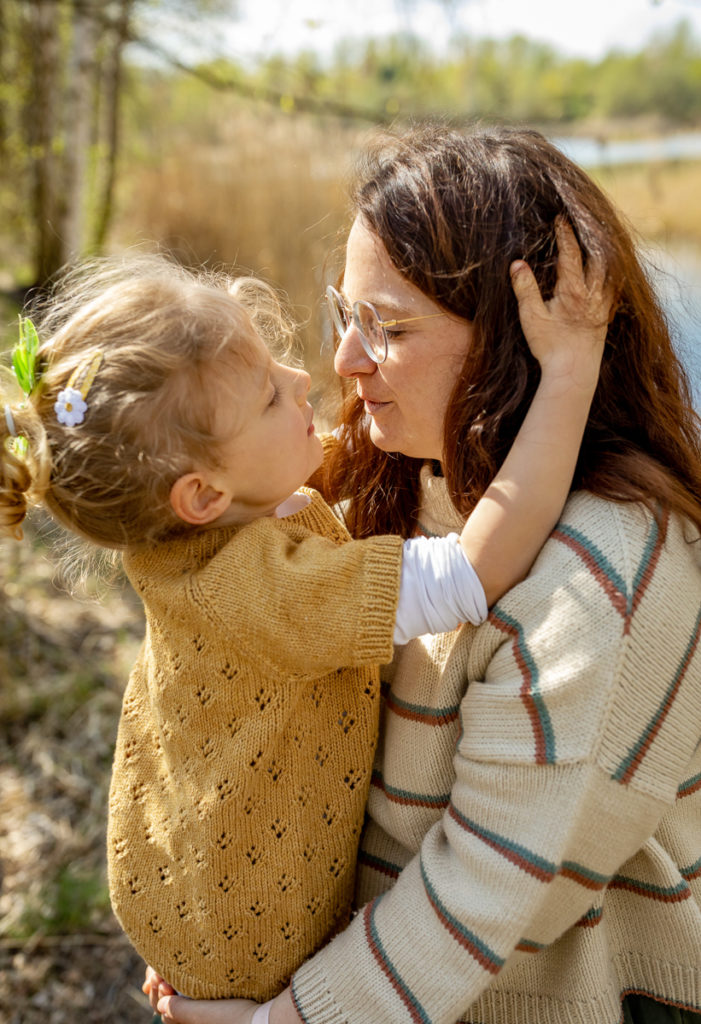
292, 474, 701, 1024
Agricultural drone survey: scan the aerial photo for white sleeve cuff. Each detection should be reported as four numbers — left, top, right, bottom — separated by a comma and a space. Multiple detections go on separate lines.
394, 533, 488, 645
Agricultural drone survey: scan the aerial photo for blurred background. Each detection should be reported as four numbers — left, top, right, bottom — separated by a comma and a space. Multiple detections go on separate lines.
1, 1, 700, 1020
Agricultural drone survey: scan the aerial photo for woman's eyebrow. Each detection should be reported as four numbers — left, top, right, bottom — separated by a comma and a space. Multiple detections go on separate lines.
339, 286, 413, 319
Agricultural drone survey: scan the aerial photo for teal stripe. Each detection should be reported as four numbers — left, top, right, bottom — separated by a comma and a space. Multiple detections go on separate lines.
367, 898, 431, 1023
575, 905, 603, 928
358, 849, 402, 878
491, 608, 556, 763
555, 523, 629, 607
289, 980, 310, 1024
631, 515, 660, 596
449, 803, 557, 880
416, 519, 441, 539
517, 936, 548, 951
450, 805, 611, 890
561, 859, 611, 888
372, 769, 451, 807
386, 691, 461, 721
612, 873, 690, 898
420, 858, 505, 971
613, 606, 701, 782
678, 771, 701, 796
681, 855, 701, 880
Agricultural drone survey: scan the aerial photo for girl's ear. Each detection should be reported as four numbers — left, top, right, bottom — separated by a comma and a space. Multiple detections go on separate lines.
170, 472, 231, 526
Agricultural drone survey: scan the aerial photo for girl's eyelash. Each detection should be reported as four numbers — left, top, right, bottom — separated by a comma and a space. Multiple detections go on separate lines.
268, 385, 282, 406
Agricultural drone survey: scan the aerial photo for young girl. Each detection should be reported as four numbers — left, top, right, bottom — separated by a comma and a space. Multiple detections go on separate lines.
0, 240, 609, 1005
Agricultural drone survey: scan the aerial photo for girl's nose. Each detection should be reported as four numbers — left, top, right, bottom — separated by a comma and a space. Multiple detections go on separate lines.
296, 367, 312, 401
334, 324, 377, 379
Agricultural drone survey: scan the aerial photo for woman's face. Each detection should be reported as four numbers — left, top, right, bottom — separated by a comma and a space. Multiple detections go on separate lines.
335, 217, 473, 461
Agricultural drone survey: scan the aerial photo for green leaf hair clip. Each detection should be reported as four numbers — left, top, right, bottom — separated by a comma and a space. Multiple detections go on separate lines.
12, 315, 41, 395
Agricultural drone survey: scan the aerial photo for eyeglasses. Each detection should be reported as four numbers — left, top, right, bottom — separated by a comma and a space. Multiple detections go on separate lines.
325, 285, 445, 364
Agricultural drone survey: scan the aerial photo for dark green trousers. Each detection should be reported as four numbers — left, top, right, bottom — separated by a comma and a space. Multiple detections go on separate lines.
622, 994, 701, 1023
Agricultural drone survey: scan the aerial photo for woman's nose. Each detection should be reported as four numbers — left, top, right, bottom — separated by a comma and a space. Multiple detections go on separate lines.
334, 324, 377, 379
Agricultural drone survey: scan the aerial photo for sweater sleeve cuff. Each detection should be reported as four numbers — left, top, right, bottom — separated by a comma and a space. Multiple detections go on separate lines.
291, 958, 348, 1024
354, 535, 405, 665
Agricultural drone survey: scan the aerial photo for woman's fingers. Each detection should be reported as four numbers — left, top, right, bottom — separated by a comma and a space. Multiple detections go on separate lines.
554, 217, 614, 322
509, 259, 545, 319
553, 217, 585, 296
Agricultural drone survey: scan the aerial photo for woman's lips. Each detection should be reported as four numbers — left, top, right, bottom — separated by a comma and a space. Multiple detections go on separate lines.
360, 394, 390, 415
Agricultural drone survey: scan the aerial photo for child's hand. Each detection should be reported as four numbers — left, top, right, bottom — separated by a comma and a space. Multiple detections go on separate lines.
143, 966, 260, 1023
143, 965, 176, 1012
157, 995, 260, 1024
510, 217, 614, 394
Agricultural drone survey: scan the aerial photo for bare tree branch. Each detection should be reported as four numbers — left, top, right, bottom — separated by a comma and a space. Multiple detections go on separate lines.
125, 31, 396, 124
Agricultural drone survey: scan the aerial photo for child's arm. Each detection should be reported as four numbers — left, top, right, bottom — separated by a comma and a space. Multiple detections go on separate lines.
458, 219, 612, 608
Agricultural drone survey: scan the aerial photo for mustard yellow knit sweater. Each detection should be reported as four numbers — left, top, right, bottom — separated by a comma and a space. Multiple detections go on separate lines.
108, 488, 403, 1000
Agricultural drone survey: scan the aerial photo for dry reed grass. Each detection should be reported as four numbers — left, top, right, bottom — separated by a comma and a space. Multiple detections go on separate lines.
118, 109, 701, 401
117, 110, 371, 420
0, 522, 150, 1022
593, 159, 701, 246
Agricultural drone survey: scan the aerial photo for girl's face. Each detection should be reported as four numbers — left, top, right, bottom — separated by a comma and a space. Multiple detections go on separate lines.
214, 333, 324, 524
334, 217, 473, 462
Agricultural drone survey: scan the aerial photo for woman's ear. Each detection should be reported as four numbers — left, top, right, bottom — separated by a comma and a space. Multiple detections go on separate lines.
170, 472, 231, 526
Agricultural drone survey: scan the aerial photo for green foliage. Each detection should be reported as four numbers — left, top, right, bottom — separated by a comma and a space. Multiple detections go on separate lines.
12, 316, 40, 395
1, 6, 701, 287
241, 18, 701, 125
16, 864, 112, 938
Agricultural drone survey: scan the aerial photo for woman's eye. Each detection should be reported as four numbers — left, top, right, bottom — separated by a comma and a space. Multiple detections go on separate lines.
268, 386, 281, 407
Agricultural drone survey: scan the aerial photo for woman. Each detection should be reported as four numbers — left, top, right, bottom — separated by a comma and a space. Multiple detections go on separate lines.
151, 124, 701, 1024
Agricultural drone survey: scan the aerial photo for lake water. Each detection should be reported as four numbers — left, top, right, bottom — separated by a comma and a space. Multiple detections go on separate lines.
650, 244, 701, 409
553, 131, 701, 169
549, 133, 701, 410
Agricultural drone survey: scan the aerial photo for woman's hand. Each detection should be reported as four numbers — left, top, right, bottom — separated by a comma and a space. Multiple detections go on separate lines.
510, 217, 614, 393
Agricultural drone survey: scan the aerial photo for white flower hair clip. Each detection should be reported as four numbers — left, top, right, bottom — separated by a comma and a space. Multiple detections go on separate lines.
54, 351, 103, 427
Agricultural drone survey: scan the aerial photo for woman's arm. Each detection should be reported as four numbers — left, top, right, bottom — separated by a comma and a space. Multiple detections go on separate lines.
286, 502, 700, 1024
457, 219, 613, 607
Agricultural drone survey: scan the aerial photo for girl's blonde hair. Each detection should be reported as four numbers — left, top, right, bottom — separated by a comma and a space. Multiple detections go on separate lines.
0, 253, 296, 549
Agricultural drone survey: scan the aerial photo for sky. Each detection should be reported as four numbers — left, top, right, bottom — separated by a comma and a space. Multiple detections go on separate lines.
217, 0, 701, 63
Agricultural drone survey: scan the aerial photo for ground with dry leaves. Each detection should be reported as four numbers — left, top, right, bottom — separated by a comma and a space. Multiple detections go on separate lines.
0, 517, 155, 1023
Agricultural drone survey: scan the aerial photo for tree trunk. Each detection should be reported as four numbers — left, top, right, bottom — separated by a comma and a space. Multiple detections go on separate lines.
0, 0, 7, 163
94, 0, 133, 250
28, 0, 64, 285
61, 0, 100, 260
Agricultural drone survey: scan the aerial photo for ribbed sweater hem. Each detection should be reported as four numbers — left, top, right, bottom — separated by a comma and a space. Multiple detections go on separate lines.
292, 955, 701, 1024
463, 957, 701, 1024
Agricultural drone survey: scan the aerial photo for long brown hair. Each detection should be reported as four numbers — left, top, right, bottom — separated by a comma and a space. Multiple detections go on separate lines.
324, 123, 701, 538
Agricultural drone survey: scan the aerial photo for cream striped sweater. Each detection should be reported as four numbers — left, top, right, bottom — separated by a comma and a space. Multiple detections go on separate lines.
292, 469, 701, 1024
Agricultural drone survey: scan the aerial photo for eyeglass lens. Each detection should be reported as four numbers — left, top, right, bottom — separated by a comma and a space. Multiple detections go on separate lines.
325, 286, 386, 364
353, 300, 386, 362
